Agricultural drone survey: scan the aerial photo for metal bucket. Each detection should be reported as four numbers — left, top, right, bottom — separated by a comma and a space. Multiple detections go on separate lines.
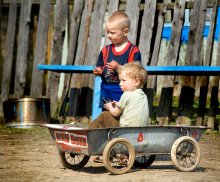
3, 98, 51, 128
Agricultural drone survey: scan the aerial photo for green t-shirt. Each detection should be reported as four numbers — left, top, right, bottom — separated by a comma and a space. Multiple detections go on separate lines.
117, 89, 150, 127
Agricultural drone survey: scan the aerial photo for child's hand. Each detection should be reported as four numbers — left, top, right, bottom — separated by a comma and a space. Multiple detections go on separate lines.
104, 102, 112, 110
93, 67, 102, 76
104, 101, 117, 110
112, 101, 117, 108
105, 101, 121, 117
106, 60, 120, 71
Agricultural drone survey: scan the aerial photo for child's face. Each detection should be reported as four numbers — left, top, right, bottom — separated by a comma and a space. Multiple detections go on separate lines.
119, 71, 139, 92
105, 21, 128, 45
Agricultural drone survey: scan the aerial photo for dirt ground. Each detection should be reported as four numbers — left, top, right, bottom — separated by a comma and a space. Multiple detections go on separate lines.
0, 125, 220, 182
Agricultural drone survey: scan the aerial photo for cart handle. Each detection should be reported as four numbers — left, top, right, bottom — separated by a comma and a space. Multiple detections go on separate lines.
181, 127, 189, 136
108, 129, 117, 141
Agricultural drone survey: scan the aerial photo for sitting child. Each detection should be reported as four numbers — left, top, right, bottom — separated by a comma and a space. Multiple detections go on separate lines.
89, 62, 150, 129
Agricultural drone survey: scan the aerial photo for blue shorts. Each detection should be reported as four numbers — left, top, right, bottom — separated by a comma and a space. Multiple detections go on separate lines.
99, 82, 123, 108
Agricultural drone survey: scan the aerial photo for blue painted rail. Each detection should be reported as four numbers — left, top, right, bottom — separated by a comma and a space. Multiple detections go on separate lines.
38, 64, 220, 119
38, 64, 220, 76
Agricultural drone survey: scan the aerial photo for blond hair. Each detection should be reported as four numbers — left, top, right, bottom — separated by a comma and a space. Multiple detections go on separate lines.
106, 11, 130, 29
118, 62, 148, 87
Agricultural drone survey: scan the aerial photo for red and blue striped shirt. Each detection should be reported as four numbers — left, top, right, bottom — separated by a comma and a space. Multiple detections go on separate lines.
96, 41, 141, 83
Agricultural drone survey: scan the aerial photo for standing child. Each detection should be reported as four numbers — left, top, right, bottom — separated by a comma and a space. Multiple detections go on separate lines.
90, 62, 149, 129
93, 11, 142, 110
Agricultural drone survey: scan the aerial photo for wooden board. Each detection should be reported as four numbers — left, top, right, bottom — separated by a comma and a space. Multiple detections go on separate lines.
125, 0, 141, 44
0, 0, 17, 115
197, 0, 218, 126
30, 0, 51, 98
157, 0, 186, 124
139, 0, 157, 65
14, 0, 32, 97
177, 0, 208, 125
46, 0, 68, 117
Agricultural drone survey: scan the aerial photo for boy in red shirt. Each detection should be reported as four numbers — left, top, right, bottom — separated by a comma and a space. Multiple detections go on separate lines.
93, 11, 141, 110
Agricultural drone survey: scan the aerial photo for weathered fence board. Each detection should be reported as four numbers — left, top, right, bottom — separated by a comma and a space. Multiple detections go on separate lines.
125, 0, 141, 44
204, 0, 218, 67
197, 0, 218, 126
186, 0, 208, 66
157, 0, 186, 125
151, 4, 167, 65
0, 0, 2, 89
104, 0, 119, 45
46, 0, 68, 117
166, 0, 186, 69
216, 36, 220, 132
67, 0, 93, 119
146, 3, 167, 119
60, 0, 84, 117
14, 0, 32, 98
207, 10, 220, 130
84, 0, 107, 67
177, 0, 208, 125
0, 0, 17, 115
139, 0, 157, 66
65, 0, 84, 66
30, 0, 51, 98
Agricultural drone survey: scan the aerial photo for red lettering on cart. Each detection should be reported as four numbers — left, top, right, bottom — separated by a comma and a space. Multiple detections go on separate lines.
71, 135, 87, 147
55, 132, 69, 143
192, 130, 198, 138
54, 131, 88, 148
60, 143, 81, 153
137, 132, 144, 142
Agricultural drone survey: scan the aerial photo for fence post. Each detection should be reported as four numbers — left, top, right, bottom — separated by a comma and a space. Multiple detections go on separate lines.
177, 0, 207, 125
30, 0, 51, 98
0, 0, 17, 116
14, 0, 32, 98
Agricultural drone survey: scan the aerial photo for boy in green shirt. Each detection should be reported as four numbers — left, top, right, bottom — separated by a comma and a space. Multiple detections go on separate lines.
90, 62, 149, 128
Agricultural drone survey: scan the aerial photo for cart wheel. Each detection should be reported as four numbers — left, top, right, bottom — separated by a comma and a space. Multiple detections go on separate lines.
103, 138, 135, 175
171, 136, 200, 172
59, 151, 90, 170
134, 154, 156, 168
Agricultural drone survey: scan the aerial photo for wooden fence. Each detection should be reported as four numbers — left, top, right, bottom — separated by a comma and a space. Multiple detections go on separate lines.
0, 0, 220, 131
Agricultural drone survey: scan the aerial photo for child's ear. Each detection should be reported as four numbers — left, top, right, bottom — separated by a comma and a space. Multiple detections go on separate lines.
124, 28, 129, 35
135, 78, 140, 87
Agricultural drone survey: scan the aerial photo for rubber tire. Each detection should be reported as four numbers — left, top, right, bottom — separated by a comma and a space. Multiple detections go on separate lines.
59, 151, 90, 170
134, 154, 156, 168
171, 136, 200, 172
103, 138, 135, 175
